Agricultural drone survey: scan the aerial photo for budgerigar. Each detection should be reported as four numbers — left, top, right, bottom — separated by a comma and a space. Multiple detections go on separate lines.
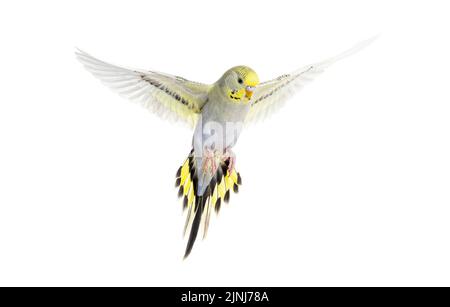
76, 37, 375, 258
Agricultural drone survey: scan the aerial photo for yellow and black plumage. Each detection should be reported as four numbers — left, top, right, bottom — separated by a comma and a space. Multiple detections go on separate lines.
175, 150, 242, 258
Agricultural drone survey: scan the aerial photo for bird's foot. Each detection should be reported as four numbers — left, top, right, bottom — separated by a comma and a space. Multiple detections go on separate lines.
202, 148, 218, 175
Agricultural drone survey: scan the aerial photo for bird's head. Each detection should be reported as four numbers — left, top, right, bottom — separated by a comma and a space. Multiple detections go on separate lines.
219, 66, 259, 104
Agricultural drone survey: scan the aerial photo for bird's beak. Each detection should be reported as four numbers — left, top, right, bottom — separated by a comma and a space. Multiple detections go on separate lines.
245, 86, 255, 99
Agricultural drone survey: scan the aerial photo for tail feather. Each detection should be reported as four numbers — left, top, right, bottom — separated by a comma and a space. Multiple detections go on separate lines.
184, 196, 205, 259
175, 149, 242, 258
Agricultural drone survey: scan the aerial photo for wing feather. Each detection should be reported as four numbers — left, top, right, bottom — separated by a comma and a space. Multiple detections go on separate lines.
76, 50, 211, 127
246, 37, 377, 124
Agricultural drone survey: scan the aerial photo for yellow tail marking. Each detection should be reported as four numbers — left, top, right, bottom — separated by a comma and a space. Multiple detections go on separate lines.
211, 185, 218, 208
180, 159, 190, 185
188, 185, 195, 209
183, 176, 191, 196
230, 170, 238, 185
225, 172, 234, 191
218, 177, 226, 199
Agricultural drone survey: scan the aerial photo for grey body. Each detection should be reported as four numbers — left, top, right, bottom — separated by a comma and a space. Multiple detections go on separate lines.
193, 87, 250, 195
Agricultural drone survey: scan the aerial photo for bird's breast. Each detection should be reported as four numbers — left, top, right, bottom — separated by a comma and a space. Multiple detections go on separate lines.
194, 99, 249, 153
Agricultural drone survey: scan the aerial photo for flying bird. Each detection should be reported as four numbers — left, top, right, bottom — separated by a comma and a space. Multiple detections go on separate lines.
76, 37, 375, 258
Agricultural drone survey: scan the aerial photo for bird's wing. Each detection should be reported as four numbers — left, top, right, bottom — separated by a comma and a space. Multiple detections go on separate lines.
246, 37, 377, 124
76, 50, 211, 127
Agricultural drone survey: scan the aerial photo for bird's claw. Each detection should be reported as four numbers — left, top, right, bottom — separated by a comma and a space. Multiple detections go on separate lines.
202, 148, 218, 175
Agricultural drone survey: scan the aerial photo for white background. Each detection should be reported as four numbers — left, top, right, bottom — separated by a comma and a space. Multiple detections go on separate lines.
0, 0, 449, 286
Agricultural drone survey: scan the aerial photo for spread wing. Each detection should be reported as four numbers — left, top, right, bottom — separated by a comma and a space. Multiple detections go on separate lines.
246, 37, 377, 123
76, 50, 211, 127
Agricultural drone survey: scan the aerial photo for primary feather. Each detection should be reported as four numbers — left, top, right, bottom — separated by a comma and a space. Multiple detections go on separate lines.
76, 50, 211, 127
246, 36, 378, 123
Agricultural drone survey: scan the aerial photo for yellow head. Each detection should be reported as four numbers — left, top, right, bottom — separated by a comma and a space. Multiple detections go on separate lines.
220, 66, 259, 104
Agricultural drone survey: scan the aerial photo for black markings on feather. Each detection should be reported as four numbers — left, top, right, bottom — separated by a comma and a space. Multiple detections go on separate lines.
252, 81, 289, 105
221, 162, 229, 175
175, 177, 181, 187
188, 153, 194, 170
237, 173, 242, 185
192, 175, 198, 193
215, 198, 222, 213
179, 148, 244, 258
206, 186, 212, 198
224, 190, 230, 203
140, 75, 195, 110
229, 89, 241, 100
189, 170, 195, 185
277, 74, 290, 80
216, 167, 223, 184
183, 196, 188, 210
184, 196, 205, 259
252, 66, 314, 105
176, 166, 181, 178
209, 176, 217, 190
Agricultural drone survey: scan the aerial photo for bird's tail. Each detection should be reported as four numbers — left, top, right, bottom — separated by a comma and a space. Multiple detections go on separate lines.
175, 149, 242, 258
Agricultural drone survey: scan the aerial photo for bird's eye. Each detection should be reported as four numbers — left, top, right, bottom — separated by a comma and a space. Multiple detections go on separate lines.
237, 78, 243, 84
